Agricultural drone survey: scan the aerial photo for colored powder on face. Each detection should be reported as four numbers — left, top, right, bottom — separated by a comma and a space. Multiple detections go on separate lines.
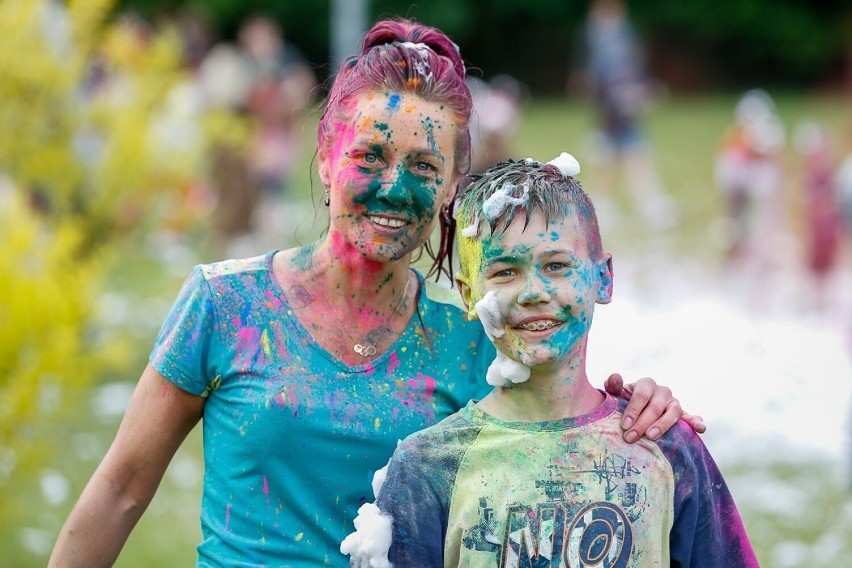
387, 93, 400, 111
422, 117, 437, 153
475, 289, 532, 387
456, 228, 485, 299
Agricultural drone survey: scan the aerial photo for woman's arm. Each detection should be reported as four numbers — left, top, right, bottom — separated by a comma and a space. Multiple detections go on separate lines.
604, 373, 706, 443
48, 364, 204, 567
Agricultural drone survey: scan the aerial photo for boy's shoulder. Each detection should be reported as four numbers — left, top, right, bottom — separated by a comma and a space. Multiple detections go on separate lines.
395, 404, 483, 460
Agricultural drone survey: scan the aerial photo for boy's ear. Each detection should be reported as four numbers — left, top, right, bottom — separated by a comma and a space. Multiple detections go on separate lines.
596, 253, 614, 304
455, 276, 478, 320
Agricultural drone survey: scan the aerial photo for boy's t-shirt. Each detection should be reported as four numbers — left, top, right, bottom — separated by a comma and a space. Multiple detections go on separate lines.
376, 395, 759, 568
149, 252, 494, 566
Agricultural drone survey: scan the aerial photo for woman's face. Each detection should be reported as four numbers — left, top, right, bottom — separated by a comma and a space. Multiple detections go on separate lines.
319, 90, 459, 262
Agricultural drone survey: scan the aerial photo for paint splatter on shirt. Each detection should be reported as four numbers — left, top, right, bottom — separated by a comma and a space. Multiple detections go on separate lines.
374, 395, 758, 567
149, 251, 494, 565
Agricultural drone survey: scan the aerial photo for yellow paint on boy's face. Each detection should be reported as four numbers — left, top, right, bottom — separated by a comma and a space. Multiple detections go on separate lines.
456, 224, 485, 317
460, 209, 613, 369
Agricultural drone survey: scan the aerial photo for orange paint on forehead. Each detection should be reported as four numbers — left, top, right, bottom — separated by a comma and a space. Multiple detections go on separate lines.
403, 105, 416, 113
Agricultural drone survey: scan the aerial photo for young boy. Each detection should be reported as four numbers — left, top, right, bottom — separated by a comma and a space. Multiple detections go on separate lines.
342, 155, 758, 567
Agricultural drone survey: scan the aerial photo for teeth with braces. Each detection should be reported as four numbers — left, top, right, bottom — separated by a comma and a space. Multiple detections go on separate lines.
520, 320, 557, 331
370, 216, 406, 228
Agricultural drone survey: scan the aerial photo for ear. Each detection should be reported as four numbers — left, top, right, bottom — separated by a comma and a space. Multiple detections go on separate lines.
441, 173, 461, 210
318, 148, 332, 188
455, 276, 478, 320
596, 253, 614, 304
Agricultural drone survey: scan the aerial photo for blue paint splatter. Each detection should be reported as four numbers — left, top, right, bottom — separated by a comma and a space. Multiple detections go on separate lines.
387, 93, 401, 111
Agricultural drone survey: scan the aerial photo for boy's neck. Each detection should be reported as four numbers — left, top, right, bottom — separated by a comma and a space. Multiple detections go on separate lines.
477, 360, 605, 422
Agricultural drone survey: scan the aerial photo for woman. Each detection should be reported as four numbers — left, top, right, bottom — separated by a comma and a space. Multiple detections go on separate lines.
49, 19, 699, 566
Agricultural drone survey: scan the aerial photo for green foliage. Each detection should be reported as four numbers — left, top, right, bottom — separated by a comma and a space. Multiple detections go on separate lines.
0, 0, 222, 558
116, 0, 852, 92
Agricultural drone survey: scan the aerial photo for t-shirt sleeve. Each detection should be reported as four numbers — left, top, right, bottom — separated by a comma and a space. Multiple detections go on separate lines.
149, 266, 218, 396
375, 437, 451, 568
664, 424, 760, 567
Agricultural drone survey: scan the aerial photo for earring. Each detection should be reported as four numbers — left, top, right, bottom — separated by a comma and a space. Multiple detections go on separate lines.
323, 187, 330, 207
441, 204, 452, 226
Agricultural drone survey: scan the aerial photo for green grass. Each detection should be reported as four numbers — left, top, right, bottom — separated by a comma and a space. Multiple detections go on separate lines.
5, 94, 852, 566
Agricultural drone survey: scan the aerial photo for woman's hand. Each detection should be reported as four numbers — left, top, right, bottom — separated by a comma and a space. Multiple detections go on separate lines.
604, 373, 706, 444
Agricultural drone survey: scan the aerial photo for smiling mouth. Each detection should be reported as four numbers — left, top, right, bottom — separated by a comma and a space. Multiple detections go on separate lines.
369, 215, 408, 229
517, 320, 561, 332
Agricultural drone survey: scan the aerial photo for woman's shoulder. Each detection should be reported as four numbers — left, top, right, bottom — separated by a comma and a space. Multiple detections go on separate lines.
196, 251, 276, 281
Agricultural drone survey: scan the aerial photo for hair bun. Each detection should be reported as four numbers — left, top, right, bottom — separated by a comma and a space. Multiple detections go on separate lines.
361, 19, 466, 80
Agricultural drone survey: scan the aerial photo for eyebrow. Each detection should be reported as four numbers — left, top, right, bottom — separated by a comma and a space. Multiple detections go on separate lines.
482, 253, 526, 267
540, 248, 575, 258
352, 138, 446, 161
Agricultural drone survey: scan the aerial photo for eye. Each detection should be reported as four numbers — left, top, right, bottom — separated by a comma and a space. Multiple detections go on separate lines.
545, 261, 570, 273
488, 267, 517, 279
364, 153, 379, 164
414, 160, 439, 174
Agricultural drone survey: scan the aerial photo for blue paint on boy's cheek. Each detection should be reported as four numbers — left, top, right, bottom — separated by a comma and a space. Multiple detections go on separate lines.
549, 315, 591, 355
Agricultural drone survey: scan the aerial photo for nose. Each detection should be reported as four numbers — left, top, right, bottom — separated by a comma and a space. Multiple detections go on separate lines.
517, 274, 552, 305
376, 167, 414, 206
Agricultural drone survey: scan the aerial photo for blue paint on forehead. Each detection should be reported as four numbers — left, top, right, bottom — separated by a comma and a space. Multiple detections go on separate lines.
387, 93, 401, 111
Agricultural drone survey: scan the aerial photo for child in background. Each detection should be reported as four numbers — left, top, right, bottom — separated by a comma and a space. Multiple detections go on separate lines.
793, 120, 843, 314
715, 89, 786, 267
342, 155, 758, 567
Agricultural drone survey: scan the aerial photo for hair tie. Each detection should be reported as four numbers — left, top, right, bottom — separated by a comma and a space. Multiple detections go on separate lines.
399, 41, 431, 52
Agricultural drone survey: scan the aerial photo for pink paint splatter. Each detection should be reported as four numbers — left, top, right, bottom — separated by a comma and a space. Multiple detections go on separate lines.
264, 289, 282, 309
417, 373, 437, 398
387, 351, 401, 374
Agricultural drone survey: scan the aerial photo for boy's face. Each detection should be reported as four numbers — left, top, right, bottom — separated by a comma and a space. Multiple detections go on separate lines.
459, 209, 613, 369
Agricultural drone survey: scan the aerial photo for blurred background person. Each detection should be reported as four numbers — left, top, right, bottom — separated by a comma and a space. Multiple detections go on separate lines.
792, 120, 843, 316
714, 89, 787, 297
196, 14, 316, 257
239, 15, 316, 245
571, 0, 676, 230
466, 74, 527, 174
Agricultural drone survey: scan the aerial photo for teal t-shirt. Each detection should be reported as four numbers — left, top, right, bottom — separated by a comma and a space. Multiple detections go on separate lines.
149, 251, 494, 566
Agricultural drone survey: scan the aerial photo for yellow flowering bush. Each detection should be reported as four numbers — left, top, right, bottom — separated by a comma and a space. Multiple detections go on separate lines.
0, 0, 232, 553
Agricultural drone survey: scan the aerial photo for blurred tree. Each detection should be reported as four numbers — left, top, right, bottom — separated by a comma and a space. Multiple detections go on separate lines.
0, 0, 222, 558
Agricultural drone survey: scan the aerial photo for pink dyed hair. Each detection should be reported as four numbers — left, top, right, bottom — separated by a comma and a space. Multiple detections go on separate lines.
317, 18, 473, 176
